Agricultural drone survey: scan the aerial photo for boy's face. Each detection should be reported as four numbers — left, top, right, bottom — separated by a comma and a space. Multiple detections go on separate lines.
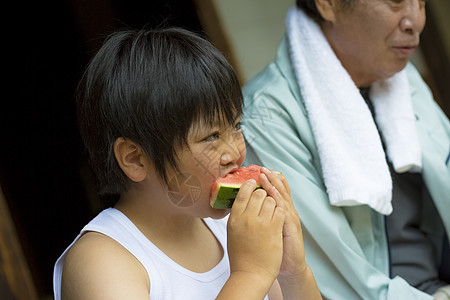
165, 118, 246, 219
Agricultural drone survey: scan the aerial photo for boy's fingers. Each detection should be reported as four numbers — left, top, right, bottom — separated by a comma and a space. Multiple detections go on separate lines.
259, 173, 284, 208
246, 188, 267, 215
261, 168, 283, 189
258, 173, 274, 195
259, 196, 276, 219
279, 174, 291, 196
261, 167, 291, 201
231, 179, 257, 214
271, 186, 286, 211
272, 206, 286, 229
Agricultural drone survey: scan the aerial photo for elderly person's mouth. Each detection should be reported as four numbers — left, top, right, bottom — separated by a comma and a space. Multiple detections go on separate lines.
392, 45, 418, 57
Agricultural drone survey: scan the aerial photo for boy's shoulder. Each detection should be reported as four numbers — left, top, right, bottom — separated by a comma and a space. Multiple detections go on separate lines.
61, 231, 150, 298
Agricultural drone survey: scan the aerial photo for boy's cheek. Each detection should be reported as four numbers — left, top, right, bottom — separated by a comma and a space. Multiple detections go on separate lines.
165, 170, 215, 209
238, 147, 246, 167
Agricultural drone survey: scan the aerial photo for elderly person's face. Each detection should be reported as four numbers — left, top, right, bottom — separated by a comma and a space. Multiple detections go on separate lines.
319, 0, 426, 87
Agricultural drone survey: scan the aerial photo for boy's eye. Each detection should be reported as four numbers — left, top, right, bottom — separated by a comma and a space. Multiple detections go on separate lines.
234, 121, 242, 131
203, 132, 220, 142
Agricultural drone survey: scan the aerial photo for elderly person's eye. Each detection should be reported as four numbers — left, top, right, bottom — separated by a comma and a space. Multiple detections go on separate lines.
389, 0, 427, 3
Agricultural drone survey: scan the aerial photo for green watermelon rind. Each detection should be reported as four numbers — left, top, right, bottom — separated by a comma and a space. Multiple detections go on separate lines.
211, 184, 262, 209
210, 166, 281, 209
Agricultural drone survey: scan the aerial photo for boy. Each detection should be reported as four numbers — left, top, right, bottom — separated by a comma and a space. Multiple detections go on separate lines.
53, 28, 321, 299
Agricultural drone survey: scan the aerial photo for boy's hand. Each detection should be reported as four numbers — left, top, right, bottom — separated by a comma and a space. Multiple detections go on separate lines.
227, 179, 285, 285
259, 167, 307, 279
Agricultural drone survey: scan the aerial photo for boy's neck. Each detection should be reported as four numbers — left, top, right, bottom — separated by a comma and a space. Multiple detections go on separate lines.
114, 186, 199, 237
114, 188, 224, 273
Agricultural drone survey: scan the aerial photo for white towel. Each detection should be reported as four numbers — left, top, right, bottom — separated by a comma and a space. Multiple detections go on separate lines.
286, 7, 422, 215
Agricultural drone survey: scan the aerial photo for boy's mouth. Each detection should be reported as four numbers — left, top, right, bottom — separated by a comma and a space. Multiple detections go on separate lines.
220, 166, 239, 178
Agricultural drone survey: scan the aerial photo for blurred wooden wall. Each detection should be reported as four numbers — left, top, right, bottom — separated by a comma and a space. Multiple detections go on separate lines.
0, 187, 38, 300
420, 0, 450, 117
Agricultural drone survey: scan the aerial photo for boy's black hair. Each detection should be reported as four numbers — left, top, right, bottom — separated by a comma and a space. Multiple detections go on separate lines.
76, 27, 243, 202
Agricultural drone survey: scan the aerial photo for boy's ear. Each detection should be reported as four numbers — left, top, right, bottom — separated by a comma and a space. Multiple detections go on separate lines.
114, 137, 148, 182
315, 0, 337, 23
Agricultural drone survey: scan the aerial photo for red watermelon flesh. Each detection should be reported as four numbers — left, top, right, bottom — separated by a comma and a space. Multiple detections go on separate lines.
210, 164, 277, 209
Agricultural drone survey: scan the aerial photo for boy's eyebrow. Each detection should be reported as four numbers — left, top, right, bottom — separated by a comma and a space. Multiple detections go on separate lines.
187, 121, 218, 138
189, 116, 241, 137
189, 110, 242, 133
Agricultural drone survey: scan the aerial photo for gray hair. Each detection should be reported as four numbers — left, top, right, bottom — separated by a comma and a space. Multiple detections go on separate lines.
296, 0, 355, 23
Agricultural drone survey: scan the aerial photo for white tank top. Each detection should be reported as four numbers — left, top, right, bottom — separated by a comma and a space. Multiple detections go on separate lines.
53, 208, 239, 300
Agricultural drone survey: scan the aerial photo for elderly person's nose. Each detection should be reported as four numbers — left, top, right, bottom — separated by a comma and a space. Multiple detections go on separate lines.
399, 0, 426, 35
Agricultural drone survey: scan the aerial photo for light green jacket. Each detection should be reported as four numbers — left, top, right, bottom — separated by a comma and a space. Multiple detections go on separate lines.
242, 38, 450, 300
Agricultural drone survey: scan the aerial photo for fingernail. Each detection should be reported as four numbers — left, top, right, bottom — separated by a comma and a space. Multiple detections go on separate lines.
261, 167, 269, 173
248, 179, 256, 184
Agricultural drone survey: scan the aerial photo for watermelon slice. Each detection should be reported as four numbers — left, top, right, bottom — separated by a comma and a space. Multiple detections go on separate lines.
210, 164, 279, 209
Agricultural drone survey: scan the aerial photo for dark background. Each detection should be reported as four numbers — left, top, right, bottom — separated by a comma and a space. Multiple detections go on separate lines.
1, 0, 203, 297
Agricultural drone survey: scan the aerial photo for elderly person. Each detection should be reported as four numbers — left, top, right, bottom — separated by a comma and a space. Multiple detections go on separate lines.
242, 0, 450, 299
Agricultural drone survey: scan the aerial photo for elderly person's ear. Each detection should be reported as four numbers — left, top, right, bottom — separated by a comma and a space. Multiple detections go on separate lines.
315, 0, 338, 23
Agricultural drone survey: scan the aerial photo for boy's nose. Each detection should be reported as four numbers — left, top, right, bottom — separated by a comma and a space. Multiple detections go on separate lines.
220, 136, 244, 166
220, 145, 241, 166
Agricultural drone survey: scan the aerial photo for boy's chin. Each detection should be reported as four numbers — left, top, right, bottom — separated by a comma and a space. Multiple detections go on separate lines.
208, 207, 231, 219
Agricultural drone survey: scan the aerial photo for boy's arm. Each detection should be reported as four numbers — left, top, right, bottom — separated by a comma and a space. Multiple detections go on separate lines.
61, 232, 151, 300
266, 270, 322, 300
269, 269, 322, 300
217, 272, 274, 299
260, 168, 322, 300
277, 267, 321, 299
217, 180, 285, 299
